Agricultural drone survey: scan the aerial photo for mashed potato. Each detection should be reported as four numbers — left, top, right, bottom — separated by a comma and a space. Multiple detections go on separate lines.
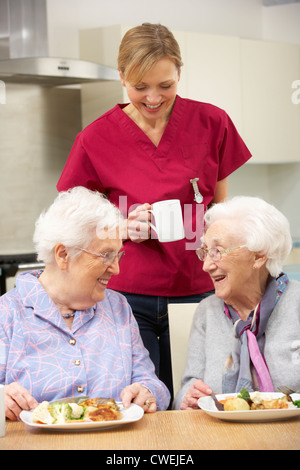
250, 392, 272, 404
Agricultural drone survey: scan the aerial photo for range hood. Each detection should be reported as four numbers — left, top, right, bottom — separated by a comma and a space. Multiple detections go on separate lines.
0, 57, 119, 86
0, 0, 119, 86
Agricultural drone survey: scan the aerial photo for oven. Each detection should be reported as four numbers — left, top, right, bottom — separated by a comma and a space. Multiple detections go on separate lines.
0, 253, 44, 295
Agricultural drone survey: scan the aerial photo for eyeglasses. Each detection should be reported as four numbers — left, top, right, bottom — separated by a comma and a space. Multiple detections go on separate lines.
76, 247, 125, 266
196, 244, 247, 262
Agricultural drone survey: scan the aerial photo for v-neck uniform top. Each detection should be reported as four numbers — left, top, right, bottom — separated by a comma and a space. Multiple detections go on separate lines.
57, 95, 251, 296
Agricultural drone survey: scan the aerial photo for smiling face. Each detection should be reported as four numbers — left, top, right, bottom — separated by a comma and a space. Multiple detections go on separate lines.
61, 231, 123, 310
120, 58, 180, 124
202, 219, 267, 309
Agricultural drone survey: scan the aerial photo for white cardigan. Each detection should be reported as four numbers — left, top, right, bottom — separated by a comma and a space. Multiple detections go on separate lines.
173, 280, 300, 409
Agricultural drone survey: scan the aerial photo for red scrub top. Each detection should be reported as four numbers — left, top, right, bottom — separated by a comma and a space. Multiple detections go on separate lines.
57, 95, 251, 296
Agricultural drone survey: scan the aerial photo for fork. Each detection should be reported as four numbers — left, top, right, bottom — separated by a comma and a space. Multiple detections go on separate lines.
94, 397, 113, 405
277, 385, 299, 396
277, 386, 300, 403
210, 391, 224, 411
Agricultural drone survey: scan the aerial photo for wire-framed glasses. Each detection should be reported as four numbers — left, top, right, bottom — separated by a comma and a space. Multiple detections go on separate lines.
196, 244, 247, 262
76, 247, 125, 266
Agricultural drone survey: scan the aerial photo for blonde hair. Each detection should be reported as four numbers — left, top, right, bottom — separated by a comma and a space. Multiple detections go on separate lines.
118, 23, 183, 85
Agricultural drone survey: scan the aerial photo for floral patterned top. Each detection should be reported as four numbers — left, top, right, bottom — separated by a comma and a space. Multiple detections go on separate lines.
0, 271, 170, 409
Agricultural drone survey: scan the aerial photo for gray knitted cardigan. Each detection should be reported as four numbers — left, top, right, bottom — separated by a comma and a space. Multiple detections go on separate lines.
173, 280, 300, 409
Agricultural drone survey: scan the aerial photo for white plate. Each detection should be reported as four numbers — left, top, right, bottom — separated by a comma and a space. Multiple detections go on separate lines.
198, 393, 300, 422
20, 402, 144, 431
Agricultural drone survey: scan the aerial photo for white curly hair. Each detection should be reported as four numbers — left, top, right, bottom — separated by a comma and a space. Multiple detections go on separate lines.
204, 196, 292, 277
33, 186, 123, 264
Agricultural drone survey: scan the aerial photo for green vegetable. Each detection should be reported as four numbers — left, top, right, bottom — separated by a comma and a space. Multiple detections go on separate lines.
293, 400, 300, 408
237, 388, 251, 402
49, 402, 72, 424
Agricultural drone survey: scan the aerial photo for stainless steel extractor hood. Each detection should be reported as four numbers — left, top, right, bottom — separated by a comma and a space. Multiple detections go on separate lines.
0, 57, 120, 86
0, 0, 119, 86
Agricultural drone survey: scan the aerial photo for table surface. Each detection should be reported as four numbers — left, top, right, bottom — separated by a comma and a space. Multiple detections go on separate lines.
1, 409, 300, 451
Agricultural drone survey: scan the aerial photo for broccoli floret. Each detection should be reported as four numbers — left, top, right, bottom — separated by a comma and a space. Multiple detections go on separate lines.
49, 402, 72, 424
32, 401, 55, 424
69, 403, 85, 420
237, 388, 251, 402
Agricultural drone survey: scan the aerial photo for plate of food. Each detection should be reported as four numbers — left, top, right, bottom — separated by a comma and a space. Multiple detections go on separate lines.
20, 397, 144, 431
198, 390, 300, 422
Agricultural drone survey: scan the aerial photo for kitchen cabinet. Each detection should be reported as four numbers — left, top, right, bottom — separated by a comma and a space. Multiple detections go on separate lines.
79, 25, 128, 127
240, 39, 300, 163
184, 33, 243, 135
184, 33, 300, 163
80, 26, 300, 163
78, 25, 300, 250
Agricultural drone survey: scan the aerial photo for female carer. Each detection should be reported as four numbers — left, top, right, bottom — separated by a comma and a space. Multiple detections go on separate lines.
57, 23, 252, 399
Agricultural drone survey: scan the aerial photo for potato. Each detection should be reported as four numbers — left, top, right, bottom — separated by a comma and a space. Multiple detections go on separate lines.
224, 397, 250, 411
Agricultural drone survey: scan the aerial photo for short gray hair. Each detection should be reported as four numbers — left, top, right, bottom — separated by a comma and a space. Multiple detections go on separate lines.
33, 187, 123, 264
204, 196, 292, 277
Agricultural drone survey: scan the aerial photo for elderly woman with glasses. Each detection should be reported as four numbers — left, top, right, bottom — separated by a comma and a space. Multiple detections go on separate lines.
173, 196, 300, 410
0, 187, 170, 420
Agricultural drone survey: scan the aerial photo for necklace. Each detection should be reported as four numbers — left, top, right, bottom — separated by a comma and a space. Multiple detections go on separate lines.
62, 312, 75, 319
36, 272, 75, 320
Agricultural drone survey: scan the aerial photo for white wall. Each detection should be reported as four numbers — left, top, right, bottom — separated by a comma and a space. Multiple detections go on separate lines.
46, 0, 264, 58
45, 0, 299, 241
46, 0, 300, 59
1, 0, 300, 255
0, 85, 82, 254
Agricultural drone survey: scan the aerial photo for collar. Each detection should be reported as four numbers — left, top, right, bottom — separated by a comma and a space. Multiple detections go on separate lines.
15, 270, 96, 332
224, 272, 289, 321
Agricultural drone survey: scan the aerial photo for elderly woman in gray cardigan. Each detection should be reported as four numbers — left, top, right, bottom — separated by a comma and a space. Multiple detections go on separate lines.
174, 196, 300, 410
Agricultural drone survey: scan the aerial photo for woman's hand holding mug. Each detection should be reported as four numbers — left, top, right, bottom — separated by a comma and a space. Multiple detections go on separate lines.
126, 203, 152, 243
125, 200, 185, 243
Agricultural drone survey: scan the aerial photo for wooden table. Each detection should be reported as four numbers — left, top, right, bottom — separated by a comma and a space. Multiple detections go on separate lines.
1, 410, 300, 451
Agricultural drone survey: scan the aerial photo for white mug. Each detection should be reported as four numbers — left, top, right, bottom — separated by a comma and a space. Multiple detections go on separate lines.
0, 385, 5, 437
147, 199, 185, 242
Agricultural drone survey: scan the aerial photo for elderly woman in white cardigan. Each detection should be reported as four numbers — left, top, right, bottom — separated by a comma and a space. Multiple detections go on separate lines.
174, 196, 300, 410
